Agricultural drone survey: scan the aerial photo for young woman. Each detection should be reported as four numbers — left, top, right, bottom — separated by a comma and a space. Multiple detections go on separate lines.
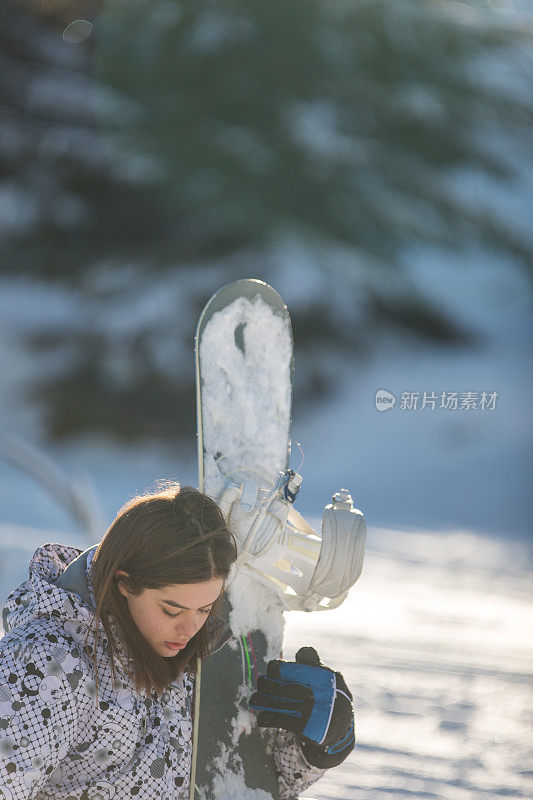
0, 483, 354, 799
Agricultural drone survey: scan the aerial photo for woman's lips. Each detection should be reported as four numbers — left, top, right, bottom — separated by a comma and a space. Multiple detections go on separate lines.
164, 641, 188, 650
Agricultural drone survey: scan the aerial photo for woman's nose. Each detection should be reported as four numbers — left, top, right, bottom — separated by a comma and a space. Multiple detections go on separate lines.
179, 613, 200, 636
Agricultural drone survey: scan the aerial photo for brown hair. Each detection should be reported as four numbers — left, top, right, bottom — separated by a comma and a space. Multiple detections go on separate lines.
88, 482, 237, 698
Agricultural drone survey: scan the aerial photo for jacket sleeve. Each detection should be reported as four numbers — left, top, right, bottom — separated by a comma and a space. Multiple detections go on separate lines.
0, 631, 79, 799
273, 729, 326, 800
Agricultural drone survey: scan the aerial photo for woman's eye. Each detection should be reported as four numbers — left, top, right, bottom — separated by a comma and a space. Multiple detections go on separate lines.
162, 608, 180, 618
161, 608, 211, 618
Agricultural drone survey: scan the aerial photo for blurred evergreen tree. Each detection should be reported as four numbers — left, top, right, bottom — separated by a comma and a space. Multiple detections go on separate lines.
0, 0, 531, 441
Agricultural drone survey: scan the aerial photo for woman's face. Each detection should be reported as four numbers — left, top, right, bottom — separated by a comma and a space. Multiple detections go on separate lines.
116, 573, 224, 657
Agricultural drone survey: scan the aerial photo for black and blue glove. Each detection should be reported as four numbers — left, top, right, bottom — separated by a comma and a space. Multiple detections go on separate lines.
249, 646, 355, 769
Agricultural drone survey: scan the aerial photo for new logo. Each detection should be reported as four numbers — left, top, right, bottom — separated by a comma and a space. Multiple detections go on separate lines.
375, 389, 396, 412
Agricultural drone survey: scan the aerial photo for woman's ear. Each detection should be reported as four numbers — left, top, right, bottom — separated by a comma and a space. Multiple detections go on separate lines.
115, 570, 130, 597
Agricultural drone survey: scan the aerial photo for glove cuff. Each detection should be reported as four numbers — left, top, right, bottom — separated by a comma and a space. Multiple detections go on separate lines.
298, 731, 354, 769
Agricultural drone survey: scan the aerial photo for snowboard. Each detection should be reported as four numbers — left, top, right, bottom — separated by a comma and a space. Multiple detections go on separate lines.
190, 278, 294, 800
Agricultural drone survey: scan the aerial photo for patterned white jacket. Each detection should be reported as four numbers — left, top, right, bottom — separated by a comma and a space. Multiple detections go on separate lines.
0, 543, 324, 799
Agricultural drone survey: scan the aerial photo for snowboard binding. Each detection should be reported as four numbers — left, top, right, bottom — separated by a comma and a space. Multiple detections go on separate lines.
218, 471, 366, 612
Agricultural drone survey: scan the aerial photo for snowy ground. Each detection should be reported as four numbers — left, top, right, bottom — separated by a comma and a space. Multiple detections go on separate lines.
289, 526, 533, 800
